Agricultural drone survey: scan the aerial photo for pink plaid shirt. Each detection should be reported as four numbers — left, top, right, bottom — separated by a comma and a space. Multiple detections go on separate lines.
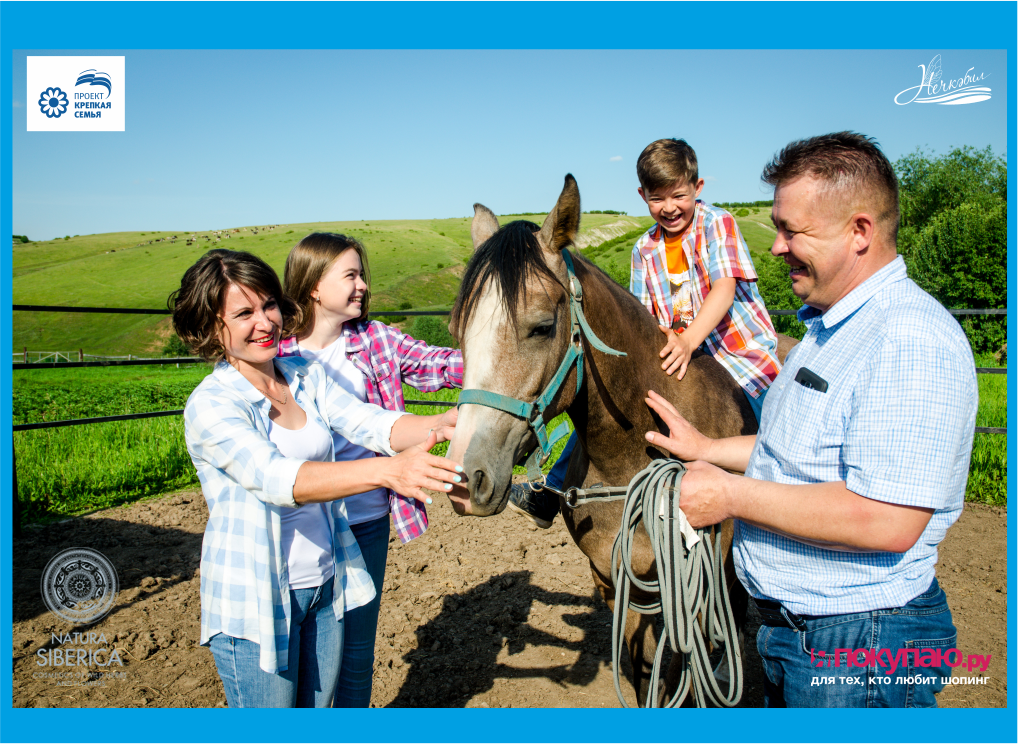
278, 319, 463, 543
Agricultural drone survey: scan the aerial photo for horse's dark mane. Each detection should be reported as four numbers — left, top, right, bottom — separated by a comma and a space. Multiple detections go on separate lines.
451, 220, 563, 335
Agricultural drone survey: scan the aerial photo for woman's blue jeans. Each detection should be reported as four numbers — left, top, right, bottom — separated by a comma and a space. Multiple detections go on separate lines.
209, 580, 343, 708
334, 514, 390, 708
756, 578, 957, 707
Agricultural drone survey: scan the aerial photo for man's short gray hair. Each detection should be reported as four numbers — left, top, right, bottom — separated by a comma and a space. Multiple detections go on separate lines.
762, 132, 900, 245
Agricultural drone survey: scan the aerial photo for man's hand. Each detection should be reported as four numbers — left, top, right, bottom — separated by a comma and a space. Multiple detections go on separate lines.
676, 460, 736, 529
644, 390, 712, 461
658, 325, 696, 378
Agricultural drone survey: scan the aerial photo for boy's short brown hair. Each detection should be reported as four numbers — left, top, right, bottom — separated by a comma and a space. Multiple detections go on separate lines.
284, 233, 372, 338
637, 138, 699, 192
761, 131, 900, 245
168, 249, 301, 362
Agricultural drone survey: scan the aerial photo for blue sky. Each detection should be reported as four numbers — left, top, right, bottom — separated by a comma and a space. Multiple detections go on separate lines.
11, 48, 1008, 240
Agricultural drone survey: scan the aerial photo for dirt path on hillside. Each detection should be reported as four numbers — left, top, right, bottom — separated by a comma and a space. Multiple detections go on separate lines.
11, 490, 1007, 708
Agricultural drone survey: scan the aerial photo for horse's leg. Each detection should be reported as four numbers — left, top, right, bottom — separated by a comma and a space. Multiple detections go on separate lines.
589, 567, 661, 706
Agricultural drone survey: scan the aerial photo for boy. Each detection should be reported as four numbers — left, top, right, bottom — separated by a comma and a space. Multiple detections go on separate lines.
508, 138, 781, 528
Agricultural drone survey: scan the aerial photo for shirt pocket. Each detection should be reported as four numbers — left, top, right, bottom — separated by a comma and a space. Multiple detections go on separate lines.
764, 380, 844, 468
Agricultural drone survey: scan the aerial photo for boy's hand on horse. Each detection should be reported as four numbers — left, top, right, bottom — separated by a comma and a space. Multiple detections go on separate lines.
382, 428, 463, 504
658, 325, 696, 378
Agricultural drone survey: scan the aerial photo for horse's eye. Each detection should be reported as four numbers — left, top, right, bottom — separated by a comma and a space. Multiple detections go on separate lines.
529, 323, 553, 338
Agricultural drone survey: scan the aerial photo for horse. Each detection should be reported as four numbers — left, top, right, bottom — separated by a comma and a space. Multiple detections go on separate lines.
445, 174, 789, 704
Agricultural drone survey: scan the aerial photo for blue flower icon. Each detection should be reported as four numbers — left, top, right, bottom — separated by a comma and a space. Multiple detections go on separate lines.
38, 87, 69, 118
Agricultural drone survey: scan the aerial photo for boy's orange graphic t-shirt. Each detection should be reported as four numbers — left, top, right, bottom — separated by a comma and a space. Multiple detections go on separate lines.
664, 233, 694, 327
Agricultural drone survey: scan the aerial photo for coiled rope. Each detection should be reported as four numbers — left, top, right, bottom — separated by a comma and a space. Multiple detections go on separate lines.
610, 458, 743, 708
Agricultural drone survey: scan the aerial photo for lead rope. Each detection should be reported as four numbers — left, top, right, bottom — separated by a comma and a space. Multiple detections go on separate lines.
610, 458, 743, 708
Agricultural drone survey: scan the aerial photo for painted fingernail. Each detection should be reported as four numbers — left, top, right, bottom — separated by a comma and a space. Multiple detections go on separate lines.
455, 465, 464, 473
445, 484, 453, 491
454, 475, 462, 483
426, 497, 433, 504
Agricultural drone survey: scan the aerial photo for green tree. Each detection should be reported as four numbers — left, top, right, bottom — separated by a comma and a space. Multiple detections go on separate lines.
895, 146, 1007, 354
410, 315, 458, 349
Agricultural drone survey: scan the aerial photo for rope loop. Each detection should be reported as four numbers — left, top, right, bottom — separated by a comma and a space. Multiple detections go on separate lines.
610, 458, 743, 708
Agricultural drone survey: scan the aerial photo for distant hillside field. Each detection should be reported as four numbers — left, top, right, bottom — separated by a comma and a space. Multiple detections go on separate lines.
13, 213, 652, 355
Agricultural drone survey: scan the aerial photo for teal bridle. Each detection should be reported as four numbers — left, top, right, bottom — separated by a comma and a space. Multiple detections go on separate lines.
456, 250, 627, 483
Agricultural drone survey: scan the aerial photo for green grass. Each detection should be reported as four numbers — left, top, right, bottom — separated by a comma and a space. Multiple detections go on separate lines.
13, 213, 645, 356
968, 354, 1007, 505
14, 365, 212, 523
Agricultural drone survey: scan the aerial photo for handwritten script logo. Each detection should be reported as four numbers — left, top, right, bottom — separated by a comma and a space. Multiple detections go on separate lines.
895, 55, 991, 106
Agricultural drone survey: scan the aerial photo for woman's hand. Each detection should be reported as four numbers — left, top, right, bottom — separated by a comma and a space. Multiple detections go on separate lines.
644, 390, 712, 461
432, 407, 458, 443
659, 326, 695, 378
381, 429, 464, 504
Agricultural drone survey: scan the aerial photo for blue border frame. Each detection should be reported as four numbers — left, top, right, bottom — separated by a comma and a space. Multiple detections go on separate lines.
2, 2, 1015, 742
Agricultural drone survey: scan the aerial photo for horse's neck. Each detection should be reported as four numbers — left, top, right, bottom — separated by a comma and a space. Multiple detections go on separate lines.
566, 260, 687, 484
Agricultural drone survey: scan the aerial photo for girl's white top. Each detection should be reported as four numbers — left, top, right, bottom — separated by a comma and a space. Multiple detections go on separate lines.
298, 336, 390, 525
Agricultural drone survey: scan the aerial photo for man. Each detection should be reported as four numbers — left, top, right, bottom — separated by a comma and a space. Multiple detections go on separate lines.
644, 132, 977, 707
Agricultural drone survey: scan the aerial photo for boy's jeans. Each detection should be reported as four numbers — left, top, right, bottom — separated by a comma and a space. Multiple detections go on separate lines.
210, 580, 343, 708
757, 578, 957, 707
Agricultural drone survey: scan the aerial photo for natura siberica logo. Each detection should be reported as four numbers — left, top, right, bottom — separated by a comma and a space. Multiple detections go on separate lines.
40, 547, 119, 625
37, 87, 69, 118
895, 54, 991, 106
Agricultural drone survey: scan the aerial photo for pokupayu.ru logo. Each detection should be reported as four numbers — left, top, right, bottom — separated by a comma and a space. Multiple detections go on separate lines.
894, 54, 991, 106
38, 87, 68, 118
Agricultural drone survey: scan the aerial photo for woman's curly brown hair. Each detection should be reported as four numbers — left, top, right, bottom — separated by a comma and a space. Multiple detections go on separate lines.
168, 249, 301, 362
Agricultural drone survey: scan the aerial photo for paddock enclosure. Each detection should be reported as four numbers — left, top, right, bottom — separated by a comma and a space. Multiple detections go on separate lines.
11, 479, 1006, 708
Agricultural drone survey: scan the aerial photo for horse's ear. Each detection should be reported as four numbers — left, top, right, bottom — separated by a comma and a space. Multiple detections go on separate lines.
471, 204, 500, 250
538, 174, 581, 259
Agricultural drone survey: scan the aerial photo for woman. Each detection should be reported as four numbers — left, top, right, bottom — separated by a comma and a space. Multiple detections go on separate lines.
279, 232, 462, 707
172, 248, 461, 708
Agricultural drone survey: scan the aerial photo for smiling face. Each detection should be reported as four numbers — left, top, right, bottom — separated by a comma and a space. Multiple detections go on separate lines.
770, 176, 868, 313
312, 249, 368, 326
638, 178, 705, 239
218, 283, 283, 368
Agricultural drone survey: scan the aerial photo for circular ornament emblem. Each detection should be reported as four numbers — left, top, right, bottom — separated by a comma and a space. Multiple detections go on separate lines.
40, 548, 119, 625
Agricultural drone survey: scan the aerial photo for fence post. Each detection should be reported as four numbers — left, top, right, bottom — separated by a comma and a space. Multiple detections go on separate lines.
23, 346, 27, 363
79, 348, 83, 362
13, 445, 21, 538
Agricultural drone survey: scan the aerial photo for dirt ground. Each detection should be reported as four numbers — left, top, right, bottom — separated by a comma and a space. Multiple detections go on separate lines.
11, 486, 1008, 709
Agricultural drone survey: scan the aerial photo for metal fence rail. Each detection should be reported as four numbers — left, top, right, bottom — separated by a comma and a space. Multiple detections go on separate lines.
12, 305, 1008, 434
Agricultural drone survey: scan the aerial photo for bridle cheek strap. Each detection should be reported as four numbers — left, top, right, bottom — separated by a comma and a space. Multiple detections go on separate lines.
457, 249, 626, 482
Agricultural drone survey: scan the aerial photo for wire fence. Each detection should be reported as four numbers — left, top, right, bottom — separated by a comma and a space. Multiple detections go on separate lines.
12, 304, 1007, 435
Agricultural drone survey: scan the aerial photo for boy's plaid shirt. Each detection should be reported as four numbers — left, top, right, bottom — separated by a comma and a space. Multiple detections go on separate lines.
630, 201, 781, 398
278, 319, 464, 542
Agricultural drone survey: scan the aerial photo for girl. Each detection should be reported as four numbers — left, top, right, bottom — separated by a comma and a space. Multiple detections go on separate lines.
280, 233, 462, 707
173, 248, 461, 707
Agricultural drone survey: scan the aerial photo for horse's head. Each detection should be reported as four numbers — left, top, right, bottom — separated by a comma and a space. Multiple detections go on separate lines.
446, 175, 582, 516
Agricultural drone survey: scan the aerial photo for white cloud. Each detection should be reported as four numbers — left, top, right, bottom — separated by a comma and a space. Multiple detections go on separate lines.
609, 155, 623, 162
13, 100, 23, 108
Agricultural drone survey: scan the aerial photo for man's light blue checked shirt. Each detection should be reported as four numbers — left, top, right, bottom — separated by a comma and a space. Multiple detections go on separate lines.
737, 257, 977, 616
185, 357, 405, 673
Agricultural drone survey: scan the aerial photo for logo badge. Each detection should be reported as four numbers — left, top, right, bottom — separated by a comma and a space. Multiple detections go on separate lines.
27, 56, 125, 131
41, 548, 119, 625
37, 87, 69, 118
894, 54, 991, 106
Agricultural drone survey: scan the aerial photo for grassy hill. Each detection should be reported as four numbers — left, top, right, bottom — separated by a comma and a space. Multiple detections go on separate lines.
13, 213, 652, 355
